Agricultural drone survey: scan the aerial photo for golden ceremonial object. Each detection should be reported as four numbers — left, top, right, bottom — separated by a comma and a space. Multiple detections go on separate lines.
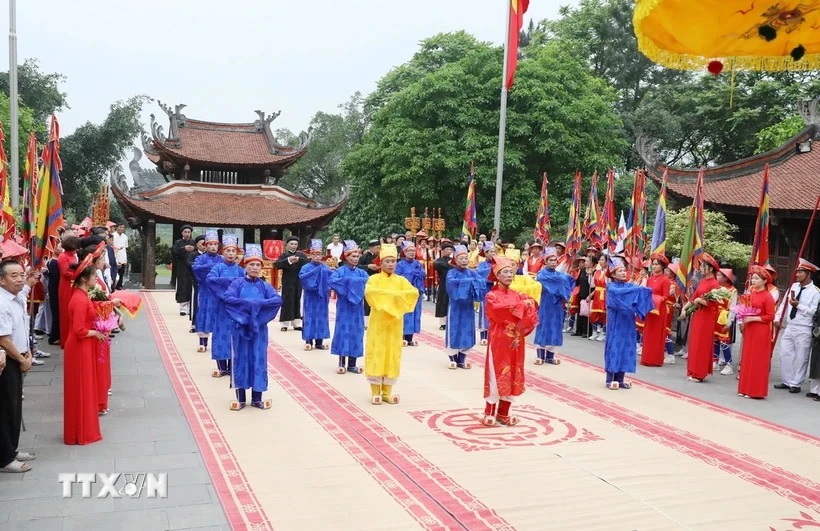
405, 207, 421, 233
421, 208, 432, 233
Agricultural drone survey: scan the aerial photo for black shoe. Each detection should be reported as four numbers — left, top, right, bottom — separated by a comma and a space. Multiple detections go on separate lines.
773, 383, 790, 390
815, 396, 820, 402
190, 327, 196, 333
789, 386, 801, 394
806, 392, 819, 399
294, 327, 303, 331
439, 325, 446, 331
280, 327, 288, 332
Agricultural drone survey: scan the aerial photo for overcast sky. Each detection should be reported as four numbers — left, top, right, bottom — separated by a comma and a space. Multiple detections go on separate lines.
3, 0, 574, 146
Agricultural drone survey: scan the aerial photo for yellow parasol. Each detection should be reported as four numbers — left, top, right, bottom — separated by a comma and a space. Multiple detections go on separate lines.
634, 0, 820, 73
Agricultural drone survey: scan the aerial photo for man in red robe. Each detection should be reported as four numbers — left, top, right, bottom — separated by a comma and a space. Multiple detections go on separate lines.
482, 257, 539, 426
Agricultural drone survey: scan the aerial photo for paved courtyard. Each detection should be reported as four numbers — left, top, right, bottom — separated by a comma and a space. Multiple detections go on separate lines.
1, 290, 818, 530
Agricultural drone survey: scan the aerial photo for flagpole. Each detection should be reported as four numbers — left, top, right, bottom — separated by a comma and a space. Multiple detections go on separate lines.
493, 0, 512, 237
9, 0, 20, 208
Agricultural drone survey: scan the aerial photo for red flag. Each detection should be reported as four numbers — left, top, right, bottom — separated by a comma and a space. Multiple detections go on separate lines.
601, 169, 616, 253
22, 131, 39, 247
0, 123, 17, 241
505, 0, 530, 89
534, 172, 550, 244
750, 164, 770, 267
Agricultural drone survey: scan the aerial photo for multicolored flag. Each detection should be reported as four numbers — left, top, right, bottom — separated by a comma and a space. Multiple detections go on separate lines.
505, 0, 530, 89
650, 169, 668, 257
675, 167, 705, 295
582, 170, 601, 246
0, 124, 17, 241
33, 115, 65, 267
626, 170, 648, 260
601, 169, 616, 254
22, 131, 39, 248
565, 171, 582, 261
534, 172, 550, 244
750, 164, 770, 267
461, 162, 478, 239
615, 210, 626, 253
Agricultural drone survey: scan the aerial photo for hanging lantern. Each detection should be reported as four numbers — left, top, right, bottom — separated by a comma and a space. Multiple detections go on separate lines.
634, 1, 820, 71
707, 60, 723, 75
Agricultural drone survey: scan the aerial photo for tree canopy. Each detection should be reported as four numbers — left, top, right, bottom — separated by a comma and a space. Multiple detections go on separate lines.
665, 208, 752, 268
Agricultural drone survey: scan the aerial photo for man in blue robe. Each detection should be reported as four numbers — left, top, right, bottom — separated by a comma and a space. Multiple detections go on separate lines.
534, 247, 576, 365
205, 235, 245, 378
330, 241, 368, 374
604, 257, 654, 389
395, 242, 425, 346
191, 230, 223, 353
299, 239, 331, 350
475, 242, 496, 345
224, 244, 282, 410
445, 244, 486, 369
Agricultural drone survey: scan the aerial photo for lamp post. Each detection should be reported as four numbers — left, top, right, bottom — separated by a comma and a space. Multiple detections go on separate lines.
9, 0, 20, 208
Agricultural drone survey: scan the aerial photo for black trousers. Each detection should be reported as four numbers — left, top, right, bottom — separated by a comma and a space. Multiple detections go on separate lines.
0, 358, 23, 467
48, 294, 60, 344
116, 265, 126, 290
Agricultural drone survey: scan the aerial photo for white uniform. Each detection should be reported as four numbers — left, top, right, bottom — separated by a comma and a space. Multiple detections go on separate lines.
777, 281, 820, 388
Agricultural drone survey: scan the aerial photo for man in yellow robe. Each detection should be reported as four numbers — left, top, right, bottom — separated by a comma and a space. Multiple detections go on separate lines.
364, 244, 419, 405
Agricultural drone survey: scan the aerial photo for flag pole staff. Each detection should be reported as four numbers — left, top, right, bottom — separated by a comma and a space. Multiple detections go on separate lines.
771, 193, 820, 352
9, 0, 20, 208
493, 0, 512, 237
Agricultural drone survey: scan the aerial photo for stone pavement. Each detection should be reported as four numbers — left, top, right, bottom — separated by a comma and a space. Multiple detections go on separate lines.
0, 291, 229, 531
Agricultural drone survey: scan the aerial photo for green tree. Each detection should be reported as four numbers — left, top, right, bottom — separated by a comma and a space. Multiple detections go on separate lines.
755, 115, 806, 154
665, 208, 752, 268
0, 59, 69, 126
335, 33, 626, 243
59, 95, 151, 221
0, 92, 41, 165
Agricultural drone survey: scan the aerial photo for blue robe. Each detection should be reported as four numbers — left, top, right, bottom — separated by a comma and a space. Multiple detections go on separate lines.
206, 260, 245, 361
604, 281, 654, 373
224, 276, 282, 391
476, 261, 493, 330
329, 264, 368, 358
534, 268, 575, 347
192, 253, 223, 333
445, 267, 486, 351
395, 258, 425, 335
298, 261, 331, 341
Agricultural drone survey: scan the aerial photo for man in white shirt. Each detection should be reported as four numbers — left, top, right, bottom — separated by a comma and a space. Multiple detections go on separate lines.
774, 258, 820, 394
112, 224, 128, 290
0, 260, 41, 473
326, 234, 343, 261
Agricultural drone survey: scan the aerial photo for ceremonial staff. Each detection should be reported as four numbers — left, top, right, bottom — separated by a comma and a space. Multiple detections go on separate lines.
9, 0, 20, 208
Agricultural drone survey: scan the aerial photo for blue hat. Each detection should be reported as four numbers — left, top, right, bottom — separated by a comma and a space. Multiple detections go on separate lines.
483, 241, 494, 251
310, 238, 323, 252
453, 244, 468, 258
244, 243, 263, 264
223, 234, 239, 249
343, 240, 359, 253
402, 240, 415, 250
205, 230, 219, 244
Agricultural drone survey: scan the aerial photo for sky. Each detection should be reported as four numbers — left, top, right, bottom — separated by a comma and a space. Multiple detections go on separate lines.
2, 0, 575, 152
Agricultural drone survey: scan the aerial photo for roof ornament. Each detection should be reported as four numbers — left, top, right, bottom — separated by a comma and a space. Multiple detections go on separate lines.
150, 114, 166, 144
156, 101, 185, 143
799, 96, 820, 127
109, 164, 131, 196
635, 127, 661, 168
141, 132, 157, 155
254, 110, 281, 131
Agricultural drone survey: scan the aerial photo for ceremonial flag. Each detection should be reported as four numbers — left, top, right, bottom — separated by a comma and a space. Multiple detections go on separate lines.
582, 170, 601, 246
750, 164, 770, 267
626, 170, 647, 260
565, 170, 582, 260
601, 169, 616, 253
534, 172, 550, 244
0, 124, 17, 241
33, 114, 64, 267
615, 210, 626, 253
22, 131, 39, 247
675, 167, 705, 294
461, 162, 478, 239
505, 0, 530, 89
650, 169, 668, 256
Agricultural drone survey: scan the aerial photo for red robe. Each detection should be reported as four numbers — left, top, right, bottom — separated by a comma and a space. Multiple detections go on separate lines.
483, 285, 539, 400
58, 250, 78, 346
737, 288, 775, 398
641, 273, 671, 367
95, 276, 111, 412
590, 269, 607, 324
686, 276, 721, 380
524, 257, 544, 278
64, 288, 102, 445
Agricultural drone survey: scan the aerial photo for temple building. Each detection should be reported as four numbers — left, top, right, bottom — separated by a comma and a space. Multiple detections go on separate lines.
639, 97, 820, 290
111, 102, 346, 289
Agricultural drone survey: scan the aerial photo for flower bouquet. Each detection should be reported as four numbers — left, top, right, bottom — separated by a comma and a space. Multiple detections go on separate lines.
684, 287, 734, 318
88, 286, 118, 345
729, 293, 760, 324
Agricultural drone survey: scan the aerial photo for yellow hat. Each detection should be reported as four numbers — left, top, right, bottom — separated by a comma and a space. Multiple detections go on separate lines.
379, 243, 398, 260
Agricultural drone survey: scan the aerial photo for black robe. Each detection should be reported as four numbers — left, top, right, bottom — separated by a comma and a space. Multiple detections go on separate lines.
357, 251, 380, 316
809, 300, 820, 381
434, 257, 453, 318
275, 251, 308, 321
574, 269, 592, 336
172, 238, 196, 304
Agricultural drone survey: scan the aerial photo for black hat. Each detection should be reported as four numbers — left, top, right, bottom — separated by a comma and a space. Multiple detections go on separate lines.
368, 239, 380, 247
194, 234, 206, 243
440, 242, 455, 250
287, 236, 300, 244
181, 224, 193, 232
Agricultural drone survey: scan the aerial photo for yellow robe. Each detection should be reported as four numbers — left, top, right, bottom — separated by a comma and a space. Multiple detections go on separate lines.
364, 272, 420, 381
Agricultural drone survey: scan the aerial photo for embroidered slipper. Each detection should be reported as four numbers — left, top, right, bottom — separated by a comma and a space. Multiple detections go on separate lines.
0, 460, 31, 473
15, 451, 35, 462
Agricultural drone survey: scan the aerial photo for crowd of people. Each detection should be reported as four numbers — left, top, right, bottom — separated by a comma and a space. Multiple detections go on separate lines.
0, 223, 132, 473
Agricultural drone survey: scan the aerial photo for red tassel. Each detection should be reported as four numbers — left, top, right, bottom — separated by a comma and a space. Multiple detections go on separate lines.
707, 60, 723, 76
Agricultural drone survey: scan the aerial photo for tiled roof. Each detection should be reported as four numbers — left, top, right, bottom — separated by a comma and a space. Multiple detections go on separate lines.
112, 181, 345, 228
648, 126, 820, 212
153, 119, 306, 166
